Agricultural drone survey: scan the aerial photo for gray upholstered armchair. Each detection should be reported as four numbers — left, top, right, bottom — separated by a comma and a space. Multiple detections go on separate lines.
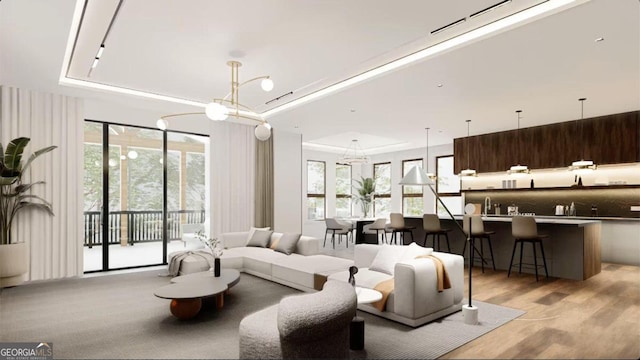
238, 280, 357, 359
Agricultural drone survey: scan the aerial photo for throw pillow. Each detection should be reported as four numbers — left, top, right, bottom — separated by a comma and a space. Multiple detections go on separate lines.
274, 233, 301, 255
369, 244, 407, 275
400, 242, 433, 262
269, 233, 283, 250
247, 229, 273, 248
247, 226, 270, 244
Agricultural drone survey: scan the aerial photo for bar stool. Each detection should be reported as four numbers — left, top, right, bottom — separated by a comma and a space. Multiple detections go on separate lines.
509, 216, 549, 281
363, 218, 390, 244
462, 215, 496, 273
387, 213, 415, 245
422, 214, 451, 252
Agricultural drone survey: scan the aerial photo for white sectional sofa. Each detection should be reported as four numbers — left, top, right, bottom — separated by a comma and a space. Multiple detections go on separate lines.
179, 230, 354, 292
328, 243, 465, 327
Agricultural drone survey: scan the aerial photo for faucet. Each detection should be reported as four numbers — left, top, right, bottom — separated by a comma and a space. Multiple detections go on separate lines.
484, 196, 491, 216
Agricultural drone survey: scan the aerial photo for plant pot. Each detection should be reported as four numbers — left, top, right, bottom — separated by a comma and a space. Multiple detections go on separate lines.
0, 242, 29, 288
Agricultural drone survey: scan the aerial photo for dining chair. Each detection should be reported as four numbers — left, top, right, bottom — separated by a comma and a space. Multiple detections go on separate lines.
362, 218, 391, 244
324, 218, 351, 249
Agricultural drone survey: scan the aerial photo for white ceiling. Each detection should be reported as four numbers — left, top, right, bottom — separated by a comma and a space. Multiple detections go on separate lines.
2, 0, 639, 154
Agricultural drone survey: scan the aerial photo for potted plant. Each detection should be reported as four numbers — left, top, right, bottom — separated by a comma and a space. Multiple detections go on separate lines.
353, 176, 376, 218
0, 137, 56, 287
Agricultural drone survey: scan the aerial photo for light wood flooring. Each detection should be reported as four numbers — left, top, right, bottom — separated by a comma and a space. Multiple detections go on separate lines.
442, 263, 640, 359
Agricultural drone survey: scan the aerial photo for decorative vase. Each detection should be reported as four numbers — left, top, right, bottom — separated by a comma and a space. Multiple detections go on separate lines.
214, 258, 221, 277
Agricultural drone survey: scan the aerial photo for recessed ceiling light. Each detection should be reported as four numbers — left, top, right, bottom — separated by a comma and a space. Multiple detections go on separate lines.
437, 84, 443, 88
595, 37, 604, 42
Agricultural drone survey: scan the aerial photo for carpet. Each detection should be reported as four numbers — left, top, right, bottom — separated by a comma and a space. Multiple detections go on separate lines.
0, 269, 524, 359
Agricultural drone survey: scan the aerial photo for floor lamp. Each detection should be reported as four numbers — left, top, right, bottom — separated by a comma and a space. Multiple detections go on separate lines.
400, 167, 479, 326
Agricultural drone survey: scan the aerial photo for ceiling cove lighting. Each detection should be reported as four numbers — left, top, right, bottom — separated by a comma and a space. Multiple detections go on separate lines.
339, 139, 371, 164
261, 0, 578, 119
508, 110, 530, 175
59, 0, 578, 118
459, 120, 477, 177
569, 98, 597, 173
158, 61, 274, 141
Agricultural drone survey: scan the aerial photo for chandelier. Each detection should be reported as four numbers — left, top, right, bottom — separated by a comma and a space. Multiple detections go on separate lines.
339, 139, 371, 164
157, 61, 274, 141
507, 110, 530, 175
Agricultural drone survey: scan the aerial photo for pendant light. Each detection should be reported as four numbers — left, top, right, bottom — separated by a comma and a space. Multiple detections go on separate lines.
569, 98, 597, 173
508, 110, 530, 175
459, 120, 477, 177
425, 127, 436, 180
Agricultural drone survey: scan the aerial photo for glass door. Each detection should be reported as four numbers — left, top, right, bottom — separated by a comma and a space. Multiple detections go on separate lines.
83, 121, 209, 272
107, 125, 165, 269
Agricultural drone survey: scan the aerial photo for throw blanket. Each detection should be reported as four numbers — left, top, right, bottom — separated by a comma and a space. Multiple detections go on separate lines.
371, 254, 451, 312
166, 250, 215, 277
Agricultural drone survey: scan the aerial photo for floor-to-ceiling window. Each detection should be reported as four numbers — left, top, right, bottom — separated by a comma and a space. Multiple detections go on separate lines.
83, 120, 208, 272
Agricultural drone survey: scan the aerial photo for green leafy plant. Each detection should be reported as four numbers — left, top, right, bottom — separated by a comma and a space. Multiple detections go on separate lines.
352, 176, 376, 217
0, 137, 57, 245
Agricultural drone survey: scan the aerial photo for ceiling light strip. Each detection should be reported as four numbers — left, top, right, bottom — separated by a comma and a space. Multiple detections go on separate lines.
469, 0, 512, 19
262, 0, 579, 119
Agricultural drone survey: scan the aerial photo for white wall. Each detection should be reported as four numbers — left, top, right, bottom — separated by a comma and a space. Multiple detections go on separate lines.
274, 129, 303, 233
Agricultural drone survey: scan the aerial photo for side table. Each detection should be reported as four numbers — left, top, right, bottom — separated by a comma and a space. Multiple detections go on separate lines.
350, 286, 382, 351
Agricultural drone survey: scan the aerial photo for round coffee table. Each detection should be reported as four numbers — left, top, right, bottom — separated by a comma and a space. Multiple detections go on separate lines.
351, 286, 383, 350
154, 269, 240, 320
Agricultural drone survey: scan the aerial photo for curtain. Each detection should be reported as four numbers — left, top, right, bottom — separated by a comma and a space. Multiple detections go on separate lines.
254, 134, 274, 229
210, 121, 255, 237
0, 85, 84, 281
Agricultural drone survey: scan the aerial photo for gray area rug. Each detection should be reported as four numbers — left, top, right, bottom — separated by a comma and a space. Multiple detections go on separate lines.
0, 269, 524, 359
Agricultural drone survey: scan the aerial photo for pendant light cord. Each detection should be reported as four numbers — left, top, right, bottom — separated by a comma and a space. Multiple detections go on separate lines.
465, 120, 471, 169
516, 110, 522, 165
425, 127, 430, 173
579, 98, 586, 160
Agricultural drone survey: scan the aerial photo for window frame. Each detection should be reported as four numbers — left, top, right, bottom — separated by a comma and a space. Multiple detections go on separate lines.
306, 160, 326, 220
435, 154, 462, 215
402, 158, 424, 216
335, 163, 352, 218
373, 162, 391, 217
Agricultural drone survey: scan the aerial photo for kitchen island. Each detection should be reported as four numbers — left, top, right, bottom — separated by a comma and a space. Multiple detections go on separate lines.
401, 215, 601, 281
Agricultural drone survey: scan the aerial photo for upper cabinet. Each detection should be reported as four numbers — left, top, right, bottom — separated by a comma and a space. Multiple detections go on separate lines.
454, 111, 639, 174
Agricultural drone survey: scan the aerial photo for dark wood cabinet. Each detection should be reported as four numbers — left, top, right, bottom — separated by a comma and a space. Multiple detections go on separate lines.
454, 110, 639, 173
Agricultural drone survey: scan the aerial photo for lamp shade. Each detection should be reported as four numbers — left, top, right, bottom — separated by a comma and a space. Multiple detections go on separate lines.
399, 166, 435, 186
205, 102, 229, 121
261, 78, 274, 92
255, 123, 271, 141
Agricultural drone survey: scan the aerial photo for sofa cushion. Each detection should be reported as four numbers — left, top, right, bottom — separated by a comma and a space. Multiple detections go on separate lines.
247, 226, 270, 243
247, 229, 273, 248
328, 268, 393, 289
272, 254, 354, 289
369, 244, 406, 275
274, 233, 301, 255
400, 242, 433, 262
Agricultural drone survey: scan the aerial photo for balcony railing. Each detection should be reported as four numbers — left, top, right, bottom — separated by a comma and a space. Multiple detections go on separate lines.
83, 210, 205, 248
